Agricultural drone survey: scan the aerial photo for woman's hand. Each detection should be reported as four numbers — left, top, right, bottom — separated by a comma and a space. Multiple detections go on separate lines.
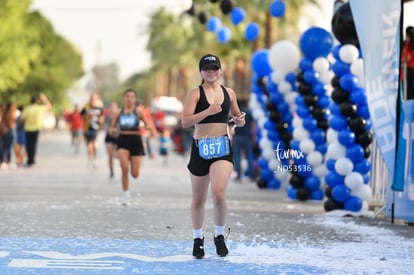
233, 112, 246, 127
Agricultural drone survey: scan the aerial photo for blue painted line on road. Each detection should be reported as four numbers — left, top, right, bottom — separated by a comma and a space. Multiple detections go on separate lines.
0, 237, 326, 274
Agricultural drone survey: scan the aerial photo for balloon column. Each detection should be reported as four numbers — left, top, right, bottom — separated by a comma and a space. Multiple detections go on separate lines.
287, 27, 334, 201
324, 3, 373, 212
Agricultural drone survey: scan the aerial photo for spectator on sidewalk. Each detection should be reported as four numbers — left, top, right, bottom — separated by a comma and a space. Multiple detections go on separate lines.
21, 93, 52, 167
14, 105, 26, 167
159, 127, 171, 166
0, 102, 17, 169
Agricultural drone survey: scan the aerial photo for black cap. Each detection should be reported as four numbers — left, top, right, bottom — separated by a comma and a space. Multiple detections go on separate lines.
199, 54, 221, 71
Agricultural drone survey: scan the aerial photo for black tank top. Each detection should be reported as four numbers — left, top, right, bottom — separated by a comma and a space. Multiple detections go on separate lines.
118, 109, 140, 131
195, 85, 230, 124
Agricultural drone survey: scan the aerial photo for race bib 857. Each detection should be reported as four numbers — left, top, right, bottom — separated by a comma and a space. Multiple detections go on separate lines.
197, 136, 230, 160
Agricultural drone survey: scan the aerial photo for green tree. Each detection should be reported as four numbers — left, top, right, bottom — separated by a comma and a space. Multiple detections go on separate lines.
0, 0, 40, 95
11, 11, 83, 111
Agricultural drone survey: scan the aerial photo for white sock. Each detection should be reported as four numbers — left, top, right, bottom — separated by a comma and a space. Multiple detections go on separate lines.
192, 228, 203, 239
214, 225, 225, 237
123, 191, 130, 198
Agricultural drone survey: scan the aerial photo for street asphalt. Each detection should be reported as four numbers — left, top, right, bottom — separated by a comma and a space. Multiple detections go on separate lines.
0, 129, 413, 274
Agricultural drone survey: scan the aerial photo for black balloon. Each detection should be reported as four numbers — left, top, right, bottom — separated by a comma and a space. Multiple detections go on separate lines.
364, 146, 371, 158
325, 186, 332, 198
331, 3, 359, 47
331, 76, 340, 88
304, 94, 318, 107
349, 116, 367, 134
356, 131, 373, 147
296, 188, 311, 201
220, 0, 233, 14
317, 120, 330, 131
311, 107, 326, 119
339, 102, 357, 117
257, 178, 268, 189
290, 174, 305, 188
266, 102, 277, 111
269, 111, 281, 122
186, 3, 196, 16
331, 88, 350, 103
297, 83, 312, 95
210, 0, 220, 2
198, 12, 207, 24
324, 198, 344, 212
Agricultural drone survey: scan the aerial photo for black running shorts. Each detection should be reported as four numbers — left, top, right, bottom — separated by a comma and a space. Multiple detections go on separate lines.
117, 134, 145, 156
187, 139, 233, 176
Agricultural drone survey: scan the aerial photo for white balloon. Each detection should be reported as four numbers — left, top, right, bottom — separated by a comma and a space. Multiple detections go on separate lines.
278, 81, 292, 94
313, 164, 327, 178
313, 57, 330, 73
350, 59, 364, 78
292, 116, 303, 128
306, 151, 323, 166
299, 139, 316, 154
270, 71, 285, 84
335, 157, 354, 176
275, 170, 288, 181
320, 70, 334, 84
267, 158, 280, 171
327, 142, 346, 159
268, 40, 301, 74
263, 148, 275, 160
339, 44, 359, 64
344, 172, 364, 190
326, 128, 339, 143
351, 184, 373, 201
259, 137, 272, 149
293, 127, 309, 141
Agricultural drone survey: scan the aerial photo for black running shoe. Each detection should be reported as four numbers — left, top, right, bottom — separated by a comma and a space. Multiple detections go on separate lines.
192, 238, 205, 259
214, 235, 228, 257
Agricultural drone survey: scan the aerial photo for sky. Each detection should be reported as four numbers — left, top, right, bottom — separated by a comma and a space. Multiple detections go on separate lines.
30, 0, 414, 82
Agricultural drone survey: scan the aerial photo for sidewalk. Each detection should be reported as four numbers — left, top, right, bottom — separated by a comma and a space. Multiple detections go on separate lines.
0, 130, 413, 274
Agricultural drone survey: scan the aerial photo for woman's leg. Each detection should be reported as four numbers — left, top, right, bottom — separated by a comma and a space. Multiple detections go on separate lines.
209, 160, 233, 227
130, 155, 143, 178
190, 173, 210, 230
117, 148, 130, 192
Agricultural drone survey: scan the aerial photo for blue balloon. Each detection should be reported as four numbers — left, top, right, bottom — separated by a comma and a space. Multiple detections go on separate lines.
353, 159, 371, 174
268, 178, 281, 189
258, 157, 269, 169
329, 102, 341, 115
340, 73, 359, 92
251, 49, 272, 77
332, 44, 342, 59
285, 72, 297, 86
317, 95, 331, 108
363, 174, 370, 184
346, 143, 365, 162
326, 158, 336, 171
217, 27, 231, 43
330, 114, 348, 131
207, 17, 221, 32
290, 140, 300, 151
287, 187, 297, 200
230, 7, 245, 25
312, 83, 327, 96
270, 93, 282, 104
350, 89, 367, 106
303, 117, 317, 131
277, 101, 289, 113
295, 94, 306, 107
356, 106, 370, 119
304, 69, 320, 85
299, 58, 313, 71
310, 129, 326, 145
344, 196, 363, 212
331, 184, 351, 203
316, 143, 327, 154
296, 106, 310, 118
264, 120, 275, 131
245, 22, 260, 41
338, 129, 356, 146
299, 27, 333, 60
269, 0, 286, 17
332, 60, 350, 76
305, 175, 320, 191
267, 129, 279, 140
267, 81, 278, 94
310, 189, 324, 200
261, 168, 274, 181
325, 170, 344, 188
